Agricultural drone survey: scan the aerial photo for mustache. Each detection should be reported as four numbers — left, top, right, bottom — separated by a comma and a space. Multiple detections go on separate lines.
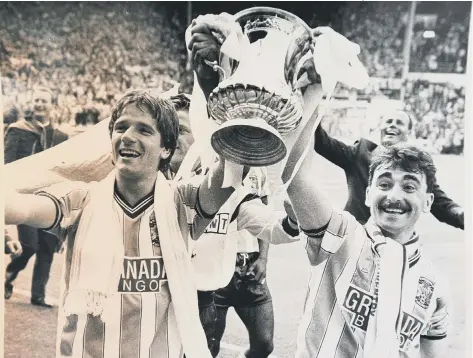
378, 199, 410, 211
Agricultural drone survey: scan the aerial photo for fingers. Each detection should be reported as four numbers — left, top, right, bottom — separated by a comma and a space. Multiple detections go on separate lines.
190, 22, 213, 36
6, 241, 22, 256
13, 242, 23, 256
188, 33, 216, 50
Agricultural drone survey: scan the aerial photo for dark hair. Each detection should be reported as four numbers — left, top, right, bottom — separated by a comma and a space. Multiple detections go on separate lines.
169, 93, 191, 112
369, 144, 437, 193
109, 90, 179, 172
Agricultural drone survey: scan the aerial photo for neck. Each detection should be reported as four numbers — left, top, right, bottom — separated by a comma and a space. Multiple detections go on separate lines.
116, 172, 157, 206
380, 226, 415, 245
34, 115, 50, 126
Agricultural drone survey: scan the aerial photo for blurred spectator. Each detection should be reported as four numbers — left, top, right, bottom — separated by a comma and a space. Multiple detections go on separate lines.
0, 2, 467, 152
409, 4, 470, 74
4, 86, 68, 308
404, 79, 465, 154
331, 2, 408, 78
0, 2, 188, 133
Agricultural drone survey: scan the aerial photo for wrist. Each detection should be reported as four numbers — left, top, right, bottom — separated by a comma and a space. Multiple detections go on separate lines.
258, 254, 268, 262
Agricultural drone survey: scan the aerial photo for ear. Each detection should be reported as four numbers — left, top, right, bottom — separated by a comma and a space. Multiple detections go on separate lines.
160, 148, 171, 160
423, 192, 434, 213
365, 186, 372, 207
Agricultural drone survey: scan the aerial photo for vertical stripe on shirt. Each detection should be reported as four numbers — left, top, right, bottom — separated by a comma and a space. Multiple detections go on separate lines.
297, 222, 366, 357
82, 315, 105, 358
334, 323, 360, 358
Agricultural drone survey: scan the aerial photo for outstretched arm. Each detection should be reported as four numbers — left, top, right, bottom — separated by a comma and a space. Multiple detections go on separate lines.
314, 123, 357, 170
5, 189, 58, 229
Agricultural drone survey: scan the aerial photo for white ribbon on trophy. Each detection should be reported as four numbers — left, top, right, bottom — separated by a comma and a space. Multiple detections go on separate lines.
278, 26, 370, 192
184, 13, 370, 208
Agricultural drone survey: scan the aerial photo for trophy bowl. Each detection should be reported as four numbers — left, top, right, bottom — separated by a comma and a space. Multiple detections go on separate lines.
208, 7, 313, 166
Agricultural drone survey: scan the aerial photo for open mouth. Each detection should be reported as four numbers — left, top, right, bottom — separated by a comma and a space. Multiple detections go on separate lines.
379, 204, 410, 216
119, 149, 141, 158
384, 129, 399, 136
382, 207, 407, 214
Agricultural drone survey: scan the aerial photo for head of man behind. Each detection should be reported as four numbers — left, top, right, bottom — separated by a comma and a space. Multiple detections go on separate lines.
365, 144, 436, 243
32, 86, 54, 123
379, 109, 413, 147
168, 93, 195, 174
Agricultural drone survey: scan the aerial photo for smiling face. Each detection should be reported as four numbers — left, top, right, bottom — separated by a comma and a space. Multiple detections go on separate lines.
379, 111, 412, 147
32, 89, 53, 122
111, 104, 170, 180
366, 165, 434, 241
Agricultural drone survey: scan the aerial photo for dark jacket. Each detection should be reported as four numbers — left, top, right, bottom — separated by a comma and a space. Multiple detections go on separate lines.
314, 125, 464, 229
4, 120, 68, 164
4, 119, 68, 250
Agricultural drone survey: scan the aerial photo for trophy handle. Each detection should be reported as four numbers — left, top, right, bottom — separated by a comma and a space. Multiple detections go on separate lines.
204, 59, 227, 80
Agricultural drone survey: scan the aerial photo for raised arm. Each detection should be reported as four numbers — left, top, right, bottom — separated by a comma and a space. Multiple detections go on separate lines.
198, 159, 243, 218
314, 122, 357, 170
431, 181, 464, 229
187, 21, 220, 101
286, 125, 333, 231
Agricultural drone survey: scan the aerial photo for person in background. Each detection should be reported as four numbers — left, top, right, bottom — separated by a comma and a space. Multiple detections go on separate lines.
4, 86, 68, 307
314, 109, 464, 229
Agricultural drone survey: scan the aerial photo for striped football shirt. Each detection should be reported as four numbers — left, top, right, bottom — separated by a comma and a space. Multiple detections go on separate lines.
295, 210, 449, 358
38, 177, 211, 358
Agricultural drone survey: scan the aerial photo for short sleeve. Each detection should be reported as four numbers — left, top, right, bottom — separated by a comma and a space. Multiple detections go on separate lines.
302, 210, 353, 252
174, 175, 211, 240
420, 278, 450, 340
35, 181, 91, 236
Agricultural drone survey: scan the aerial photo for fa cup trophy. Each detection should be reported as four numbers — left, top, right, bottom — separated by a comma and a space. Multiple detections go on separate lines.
206, 7, 314, 166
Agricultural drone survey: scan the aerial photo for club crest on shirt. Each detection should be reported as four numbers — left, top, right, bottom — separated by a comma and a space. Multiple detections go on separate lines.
415, 277, 435, 309
205, 213, 230, 234
149, 212, 159, 246
118, 257, 167, 293
343, 284, 373, 332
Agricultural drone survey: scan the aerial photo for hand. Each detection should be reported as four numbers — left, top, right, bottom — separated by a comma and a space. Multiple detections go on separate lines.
247, 256, 268, 283
5, 239, 22, 257
187, 22, 221, 81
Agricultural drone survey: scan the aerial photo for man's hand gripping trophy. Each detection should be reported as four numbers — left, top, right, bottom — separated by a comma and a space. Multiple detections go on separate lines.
186, 11, 369, 212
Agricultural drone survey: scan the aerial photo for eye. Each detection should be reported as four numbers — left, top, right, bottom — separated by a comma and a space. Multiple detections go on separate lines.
114, 124, 127, 133
377, 181, 391, 190
403, 184, 416, 193
139, 126, 153, 135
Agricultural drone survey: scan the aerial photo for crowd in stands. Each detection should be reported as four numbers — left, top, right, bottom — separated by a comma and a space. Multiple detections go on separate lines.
333, 2, 408, 79
0, 2, 469, 153
1, 2, 187, 132
404, 79, 465, 154
409, 5, 470, 73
